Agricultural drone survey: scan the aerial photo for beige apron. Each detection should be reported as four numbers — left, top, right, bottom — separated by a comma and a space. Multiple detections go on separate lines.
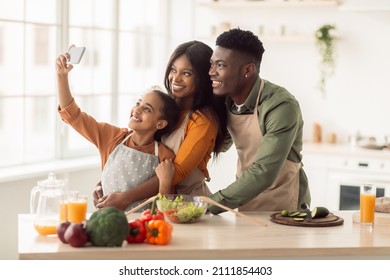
162, 113, 212, 196
228, 80, 300, 211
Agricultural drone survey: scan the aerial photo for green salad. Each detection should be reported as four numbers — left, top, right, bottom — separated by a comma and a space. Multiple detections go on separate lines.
157, 194, 206, 223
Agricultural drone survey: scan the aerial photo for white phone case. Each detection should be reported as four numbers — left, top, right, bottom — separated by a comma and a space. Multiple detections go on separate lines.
68, 47, 86, 64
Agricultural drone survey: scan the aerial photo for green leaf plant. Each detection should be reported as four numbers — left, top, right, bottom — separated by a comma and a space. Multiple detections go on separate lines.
315, 24, 336, 96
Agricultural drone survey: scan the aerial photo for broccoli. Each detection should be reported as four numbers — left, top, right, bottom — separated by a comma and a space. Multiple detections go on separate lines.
86, 207, 128, 247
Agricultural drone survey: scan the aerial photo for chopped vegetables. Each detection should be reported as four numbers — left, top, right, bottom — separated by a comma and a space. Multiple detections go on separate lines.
311, 207, 330, 218
279, 205, 330, 221
157, 194, 207, 223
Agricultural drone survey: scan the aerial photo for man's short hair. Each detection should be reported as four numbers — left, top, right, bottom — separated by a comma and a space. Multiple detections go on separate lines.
216, 28, 265, 70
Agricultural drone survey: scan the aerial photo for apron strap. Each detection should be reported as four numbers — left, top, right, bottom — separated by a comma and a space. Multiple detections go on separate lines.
121, 131, 158, 157
154, 141, 158, 157
253, 79, 264, 116
121, 131, 132, 144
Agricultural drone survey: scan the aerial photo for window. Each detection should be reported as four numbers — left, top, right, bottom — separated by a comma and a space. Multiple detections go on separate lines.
0, 26, 3, 64
0, 0, 169, 168
33, 26, 50, 65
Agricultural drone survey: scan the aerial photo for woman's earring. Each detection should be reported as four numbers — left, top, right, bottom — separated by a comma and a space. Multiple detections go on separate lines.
245, 74, 248, 78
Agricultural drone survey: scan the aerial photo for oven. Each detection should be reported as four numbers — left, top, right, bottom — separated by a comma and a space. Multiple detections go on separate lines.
327, 156, 390, 211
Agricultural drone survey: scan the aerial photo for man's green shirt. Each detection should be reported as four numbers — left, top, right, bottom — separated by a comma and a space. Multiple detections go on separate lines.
209, 77, 310, 214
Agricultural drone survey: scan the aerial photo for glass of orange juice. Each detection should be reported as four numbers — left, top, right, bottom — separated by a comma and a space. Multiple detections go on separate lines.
59, 194, 69, 223
67, 193, 88, 224
360, 184, 376, 228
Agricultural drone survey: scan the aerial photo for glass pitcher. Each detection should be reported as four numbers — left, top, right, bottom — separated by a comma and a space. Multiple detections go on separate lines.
30, 172, 67, 235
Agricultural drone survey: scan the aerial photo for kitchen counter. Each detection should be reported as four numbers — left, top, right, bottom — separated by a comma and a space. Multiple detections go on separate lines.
18, 211, 390, 260
303, 143, 390, 159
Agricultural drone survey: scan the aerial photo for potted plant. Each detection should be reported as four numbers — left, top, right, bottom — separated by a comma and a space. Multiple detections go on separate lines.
315, 24, 336, 96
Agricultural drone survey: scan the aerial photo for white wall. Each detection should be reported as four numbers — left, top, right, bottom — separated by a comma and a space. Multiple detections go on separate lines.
3, 0, 390, 260
207, 147, 238, 193
193, 3, 390, 144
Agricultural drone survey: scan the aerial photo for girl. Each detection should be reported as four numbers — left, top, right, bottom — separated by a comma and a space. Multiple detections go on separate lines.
55, 49, 179, 211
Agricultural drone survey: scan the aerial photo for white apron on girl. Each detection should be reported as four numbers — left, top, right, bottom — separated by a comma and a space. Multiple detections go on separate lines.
162, 113, 212, 196
101, 133, 159, 211
228, 80, 300, 211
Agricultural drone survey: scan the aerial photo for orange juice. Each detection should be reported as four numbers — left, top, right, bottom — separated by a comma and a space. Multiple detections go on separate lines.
34, 223, 57, 235
360, 193, 375, 224
59, 202, 68, 222
67, 200, 87, 223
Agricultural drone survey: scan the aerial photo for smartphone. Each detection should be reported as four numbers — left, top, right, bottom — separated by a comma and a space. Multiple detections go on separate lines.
68, 47, 86, 64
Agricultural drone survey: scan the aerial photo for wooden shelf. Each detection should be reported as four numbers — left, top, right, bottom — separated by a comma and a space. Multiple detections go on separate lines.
196, 34, 317, 44
198, 0, 340, 9
196, 0, 341, 44
262, 34, 340, 43
261, 35, 314, 43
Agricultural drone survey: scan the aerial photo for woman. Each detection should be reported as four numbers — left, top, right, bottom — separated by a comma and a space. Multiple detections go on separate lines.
159, 40, 228, 195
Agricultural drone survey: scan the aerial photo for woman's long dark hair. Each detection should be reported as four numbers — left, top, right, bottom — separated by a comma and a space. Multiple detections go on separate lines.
152, 89, 180, 142
163, 41, 227, 156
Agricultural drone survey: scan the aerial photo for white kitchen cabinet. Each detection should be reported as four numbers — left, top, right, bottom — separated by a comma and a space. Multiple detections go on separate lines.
302, 143, 390, 211
302, 152, 331, 208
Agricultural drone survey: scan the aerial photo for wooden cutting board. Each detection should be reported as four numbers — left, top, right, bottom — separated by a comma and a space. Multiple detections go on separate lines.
352, 211, 390, 225
270, 212, 344, 227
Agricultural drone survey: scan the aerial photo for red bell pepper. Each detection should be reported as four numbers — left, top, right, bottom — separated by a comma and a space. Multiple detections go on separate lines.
126, 219, 146, 243
140, 198, 165, 224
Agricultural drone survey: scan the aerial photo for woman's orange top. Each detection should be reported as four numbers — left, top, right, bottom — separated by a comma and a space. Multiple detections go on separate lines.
171, 111, 218, 187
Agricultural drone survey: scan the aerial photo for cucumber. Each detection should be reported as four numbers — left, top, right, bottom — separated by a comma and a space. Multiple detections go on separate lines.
281, 210, 290, 217
311, 206, 330, 218
297, 212, 307, 218
288, 211, 300, 217
293, 217, 304, 221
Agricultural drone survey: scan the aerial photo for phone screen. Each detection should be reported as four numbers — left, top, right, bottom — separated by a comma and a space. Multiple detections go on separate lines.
68, 47, 86, 64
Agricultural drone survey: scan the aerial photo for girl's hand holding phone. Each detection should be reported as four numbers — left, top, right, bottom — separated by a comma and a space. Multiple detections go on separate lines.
55, 45, 86, 75
67, 46, 86, 64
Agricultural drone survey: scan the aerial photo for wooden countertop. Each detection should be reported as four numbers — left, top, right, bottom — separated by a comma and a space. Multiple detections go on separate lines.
18, 211, 390, 260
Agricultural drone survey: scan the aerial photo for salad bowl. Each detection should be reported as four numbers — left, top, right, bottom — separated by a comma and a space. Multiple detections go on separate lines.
156, 194, 208, 223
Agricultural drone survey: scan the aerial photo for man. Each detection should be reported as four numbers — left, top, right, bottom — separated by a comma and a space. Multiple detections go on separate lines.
208, 28, 310, 214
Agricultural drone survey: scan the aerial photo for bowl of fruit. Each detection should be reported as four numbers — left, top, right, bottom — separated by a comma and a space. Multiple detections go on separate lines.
156, 194, 208, 223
